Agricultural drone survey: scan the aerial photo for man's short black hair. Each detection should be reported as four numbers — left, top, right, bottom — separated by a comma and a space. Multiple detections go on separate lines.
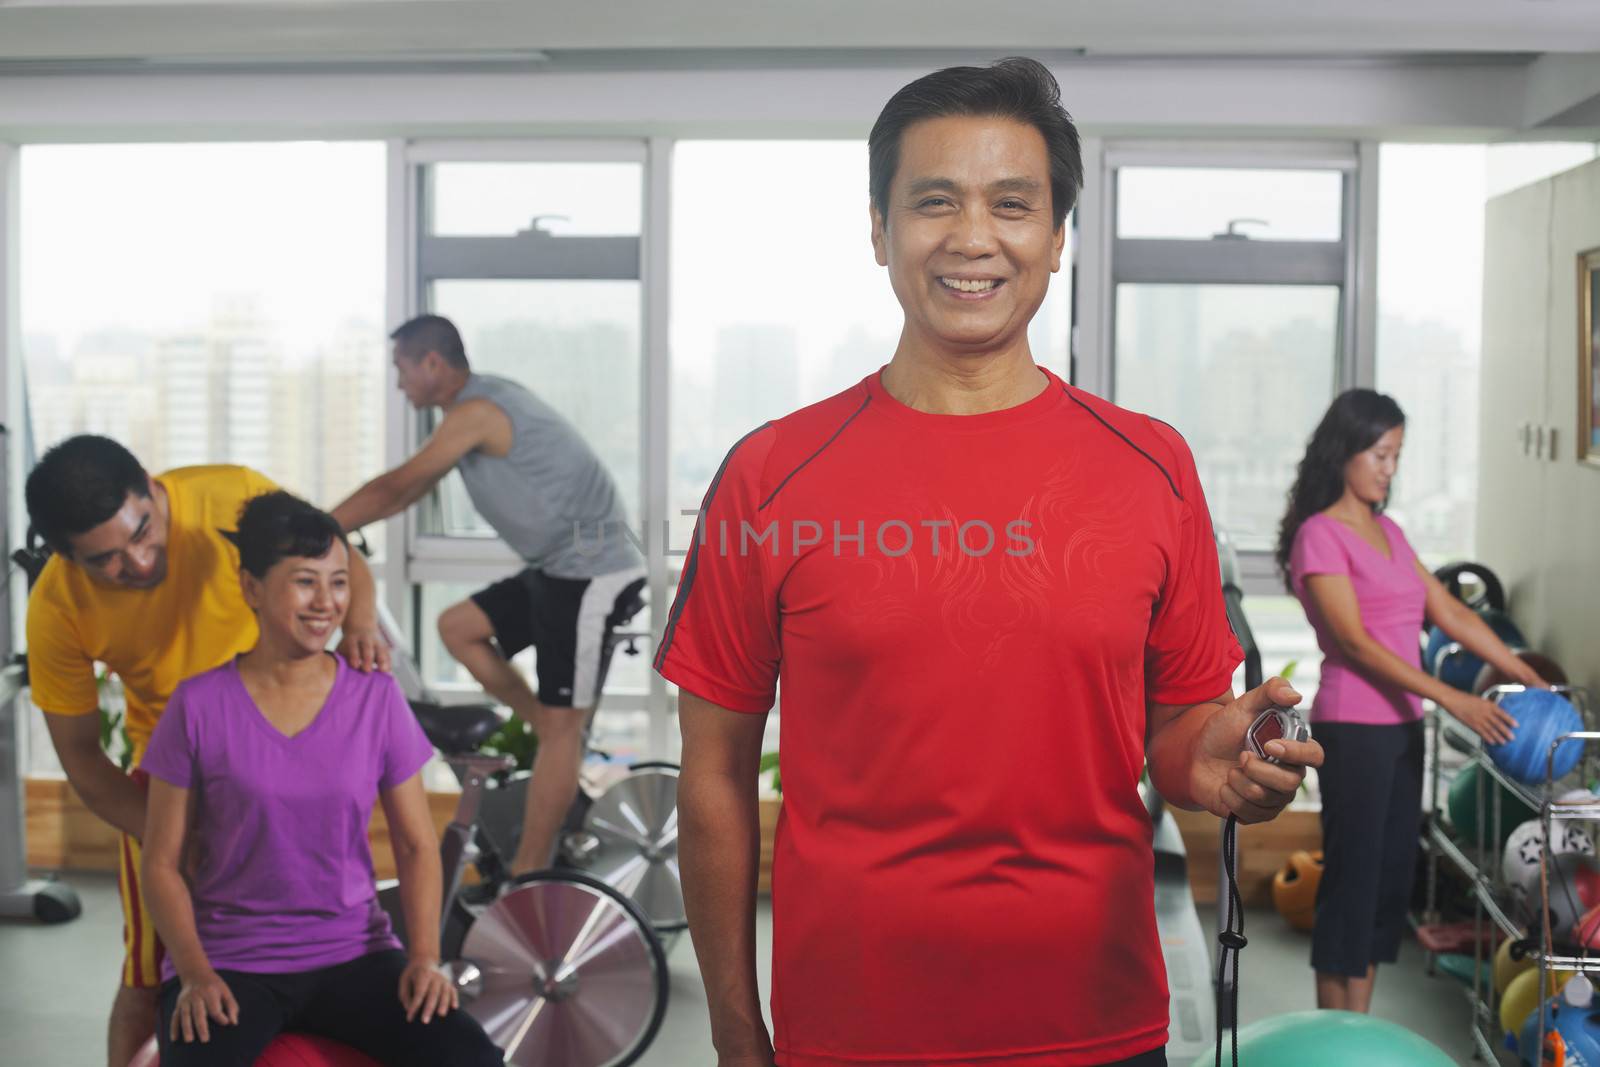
235, 491, 348, 580
868, 56, 1084, 231
25, 435, 150, 554
390, 314, 469, 370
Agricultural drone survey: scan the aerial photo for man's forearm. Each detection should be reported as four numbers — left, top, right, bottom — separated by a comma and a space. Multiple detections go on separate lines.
345, 547, 380, 629
1146, 698, 1228, 811
679, 766, 771, 1059
63, 748, 147, 838
332, 474, 407, 534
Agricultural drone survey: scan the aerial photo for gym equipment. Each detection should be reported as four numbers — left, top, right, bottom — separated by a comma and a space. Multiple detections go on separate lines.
1494, 937, 1537, 994
0, 424, 82, 924
1486, 688, 1586, 785
1185, 1009, 1455, 1067
1448, 763, 1539, 848
1435, 952, 1492, 987
1503, 819, 1595, 923
1430, 609, 1528, 691
1475, 650, 1570, 696
1518, 982, 1600, 1067
1270, 849, 1323, 931
1574, 901, 1600, 948
387, 706, 670, 1067
370, 600, 671, 1066
128, 1033, 381, 1066
1142, 783, 1215, 1063
1503, 965, 1577, 1036
373, 585, 682, 933
1434, 561, 1508, 614
1536, 852, 1600, 943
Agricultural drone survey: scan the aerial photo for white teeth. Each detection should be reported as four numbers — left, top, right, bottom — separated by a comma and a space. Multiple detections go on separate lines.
941, 277, 998, 293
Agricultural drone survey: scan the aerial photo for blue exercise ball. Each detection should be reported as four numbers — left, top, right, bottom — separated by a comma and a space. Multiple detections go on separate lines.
1186, 1010, 1454, 1067
1487, 689, 1586, 785
1432, 610, 1528, 691
1518, 992, 1600, 1066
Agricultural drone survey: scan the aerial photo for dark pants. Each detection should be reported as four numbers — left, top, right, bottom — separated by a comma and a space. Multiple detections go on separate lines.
1312, 719, 1425, 977
1102, 1049, 1166, 1066
156, 949, 503, 1067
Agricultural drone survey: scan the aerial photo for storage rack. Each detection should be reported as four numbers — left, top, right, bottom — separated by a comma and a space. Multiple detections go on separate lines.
1421, 685, 1596, 1064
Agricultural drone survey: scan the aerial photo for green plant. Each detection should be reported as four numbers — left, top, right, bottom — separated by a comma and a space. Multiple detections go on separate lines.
759, 751, 781, 795
480, 716, 539, 773
96, 670, 132, 771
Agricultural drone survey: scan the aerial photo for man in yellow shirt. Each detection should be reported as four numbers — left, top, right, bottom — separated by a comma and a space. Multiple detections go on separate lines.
23, 435, 390, 1067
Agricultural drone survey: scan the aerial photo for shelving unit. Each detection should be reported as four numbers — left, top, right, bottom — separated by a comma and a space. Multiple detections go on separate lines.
1421, 686, 1597, 1064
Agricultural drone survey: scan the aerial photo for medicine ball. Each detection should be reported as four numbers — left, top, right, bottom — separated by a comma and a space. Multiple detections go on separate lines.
1486, 689, 1586, 785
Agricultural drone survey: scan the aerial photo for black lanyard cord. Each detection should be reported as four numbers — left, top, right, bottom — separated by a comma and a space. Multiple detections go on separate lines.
1215, 813, 1245, 1067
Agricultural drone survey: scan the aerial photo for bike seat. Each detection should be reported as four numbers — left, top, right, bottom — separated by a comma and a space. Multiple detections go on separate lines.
410, 701, 503, 756
609, 591, 647, 629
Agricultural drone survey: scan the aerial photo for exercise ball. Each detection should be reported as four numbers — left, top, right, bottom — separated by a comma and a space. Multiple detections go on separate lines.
1503, 967, 1577, 1036
1436, 952, 1491, 987
1517, 988, 1600, 1067
125, 1034, 381, 1067
1434, 610, 1528, 691
1503, 819, 1595, 923
254, 1035, 382, 1067
1537, 853, 1600, 943
1487, 689, 1586, 785
1476, 651, 1571, 696
1184, 1009, 1454, 1067
1271, 849, 1324, 931
1575, 903, 1600, 949
1496, 938, 1537, 995
1449, 763, 1539, 847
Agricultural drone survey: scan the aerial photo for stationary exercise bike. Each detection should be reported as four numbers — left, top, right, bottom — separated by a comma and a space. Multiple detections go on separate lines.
373, 593, 676, 1067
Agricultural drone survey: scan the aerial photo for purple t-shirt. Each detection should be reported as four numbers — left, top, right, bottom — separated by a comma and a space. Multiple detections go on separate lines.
1290, 512, 1427, 726
141, 653, 434, 980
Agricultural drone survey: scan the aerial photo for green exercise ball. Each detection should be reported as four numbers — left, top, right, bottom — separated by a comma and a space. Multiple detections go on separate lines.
1449, 763, 1538, 848
1187, 1010, 1455, 1067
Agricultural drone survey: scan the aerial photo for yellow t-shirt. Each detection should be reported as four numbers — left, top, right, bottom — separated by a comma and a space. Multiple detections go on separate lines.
25, 465, 279, 754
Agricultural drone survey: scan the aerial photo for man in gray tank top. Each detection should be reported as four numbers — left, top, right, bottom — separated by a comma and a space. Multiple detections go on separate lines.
334, 314, 645, 875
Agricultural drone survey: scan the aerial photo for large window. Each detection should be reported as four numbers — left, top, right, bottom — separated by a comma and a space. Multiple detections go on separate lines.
415, 158, 645, 541
19, 142, 388, 775
1109, 156, 1352, 553
22, 143, 388, 508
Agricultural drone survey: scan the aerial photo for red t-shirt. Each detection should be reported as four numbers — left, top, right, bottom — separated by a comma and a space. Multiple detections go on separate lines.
656, 365, 1242, 1066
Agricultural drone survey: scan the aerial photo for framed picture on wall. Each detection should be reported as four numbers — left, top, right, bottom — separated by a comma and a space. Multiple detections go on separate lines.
1583, 248, 1600, 469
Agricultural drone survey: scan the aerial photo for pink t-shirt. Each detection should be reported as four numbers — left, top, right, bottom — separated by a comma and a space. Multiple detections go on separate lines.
1290, 512, 1426, 725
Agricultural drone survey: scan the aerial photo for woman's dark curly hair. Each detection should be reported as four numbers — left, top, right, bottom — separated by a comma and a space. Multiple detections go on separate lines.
235, 491, 348, 579
1276, 389, 1406, 592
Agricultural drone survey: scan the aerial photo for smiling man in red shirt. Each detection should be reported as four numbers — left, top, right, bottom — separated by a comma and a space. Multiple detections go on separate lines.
658, 58, 1323, 1067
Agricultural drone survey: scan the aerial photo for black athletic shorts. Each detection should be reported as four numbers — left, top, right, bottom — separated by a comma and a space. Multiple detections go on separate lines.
470, 566, 647, 708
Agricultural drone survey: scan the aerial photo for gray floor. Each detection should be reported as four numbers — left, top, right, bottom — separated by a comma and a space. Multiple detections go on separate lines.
4, 872, 1487, 1066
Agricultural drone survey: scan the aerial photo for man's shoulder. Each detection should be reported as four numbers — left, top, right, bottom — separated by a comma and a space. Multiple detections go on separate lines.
1057, 386, 1193, 500
161, 464, 275, 508
724, 380, 873, 491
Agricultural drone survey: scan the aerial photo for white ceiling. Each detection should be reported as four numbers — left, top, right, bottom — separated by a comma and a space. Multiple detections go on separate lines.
0, 0, 1597, 64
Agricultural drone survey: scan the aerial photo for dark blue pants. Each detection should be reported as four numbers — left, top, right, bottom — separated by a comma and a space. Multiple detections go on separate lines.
1312, 720, 1425, 977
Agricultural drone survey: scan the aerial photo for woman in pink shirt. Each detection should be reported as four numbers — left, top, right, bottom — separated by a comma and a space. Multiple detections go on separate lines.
1277, 389, 1542, 1015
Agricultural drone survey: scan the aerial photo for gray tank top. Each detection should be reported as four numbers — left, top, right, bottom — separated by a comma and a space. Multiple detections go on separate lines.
454, 374, 643, 578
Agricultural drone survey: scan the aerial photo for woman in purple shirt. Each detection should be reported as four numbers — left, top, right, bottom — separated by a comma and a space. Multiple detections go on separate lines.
140, 492, 502, 1066
1277, 390, 1542, 1015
